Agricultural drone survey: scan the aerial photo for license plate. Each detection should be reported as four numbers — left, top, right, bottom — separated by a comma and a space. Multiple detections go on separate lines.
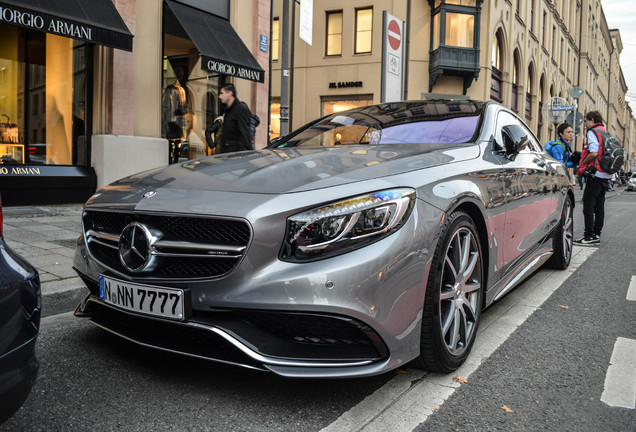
99, 275, 189, 321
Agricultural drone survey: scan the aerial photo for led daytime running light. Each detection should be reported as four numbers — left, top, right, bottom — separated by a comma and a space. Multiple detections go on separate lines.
284, 188, 415, 261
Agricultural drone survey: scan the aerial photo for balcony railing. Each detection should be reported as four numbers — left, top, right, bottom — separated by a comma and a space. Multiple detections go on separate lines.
429, 46, 480, 94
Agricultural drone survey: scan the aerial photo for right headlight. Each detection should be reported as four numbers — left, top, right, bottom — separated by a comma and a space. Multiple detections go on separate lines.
281, 188, 415, 262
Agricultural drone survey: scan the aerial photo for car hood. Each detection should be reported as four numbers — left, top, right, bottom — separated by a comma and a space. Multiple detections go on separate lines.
99, 144, 479, 196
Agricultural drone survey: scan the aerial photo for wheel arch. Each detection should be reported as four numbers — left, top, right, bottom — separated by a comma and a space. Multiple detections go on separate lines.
566, 188, 575, 211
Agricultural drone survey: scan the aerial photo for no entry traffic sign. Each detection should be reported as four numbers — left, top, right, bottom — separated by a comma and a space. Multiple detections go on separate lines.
388, 19, 401, 51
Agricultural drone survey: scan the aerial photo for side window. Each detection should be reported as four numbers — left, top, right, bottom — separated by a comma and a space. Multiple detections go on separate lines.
494, 111, 540, 153
518, 122, 541, 152
493, 111, 517, 151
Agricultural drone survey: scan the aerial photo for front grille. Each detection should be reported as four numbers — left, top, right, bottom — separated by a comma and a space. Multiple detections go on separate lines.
156, 257, 236, 278
84, 212, 250, 244
83, 210, 251, 279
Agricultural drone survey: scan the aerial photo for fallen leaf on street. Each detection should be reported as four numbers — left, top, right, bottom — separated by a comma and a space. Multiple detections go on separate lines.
433, 408, 440, 412
452, 374, 468, 384
559, 305, 569, 309
395, 369, 410, 374
501, 405, 514, 413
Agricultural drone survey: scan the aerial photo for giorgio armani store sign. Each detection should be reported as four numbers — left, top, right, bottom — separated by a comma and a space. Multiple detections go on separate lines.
0, 0, 266, 205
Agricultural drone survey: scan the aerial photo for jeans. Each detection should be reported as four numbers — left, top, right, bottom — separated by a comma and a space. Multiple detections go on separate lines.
582, 176, 608, 237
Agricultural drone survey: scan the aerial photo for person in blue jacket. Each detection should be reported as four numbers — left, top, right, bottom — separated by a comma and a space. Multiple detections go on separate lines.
545, 123, 575, 167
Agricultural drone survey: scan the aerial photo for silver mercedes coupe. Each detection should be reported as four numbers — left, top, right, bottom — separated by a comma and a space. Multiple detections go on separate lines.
73, 100, 574, 378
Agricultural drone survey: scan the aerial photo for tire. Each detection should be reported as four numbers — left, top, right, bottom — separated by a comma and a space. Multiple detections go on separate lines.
412, 210, 483, 373
545, 194, 573, 270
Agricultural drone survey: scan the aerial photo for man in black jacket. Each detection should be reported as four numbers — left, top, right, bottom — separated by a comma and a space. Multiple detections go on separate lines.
218, 83, 252, 153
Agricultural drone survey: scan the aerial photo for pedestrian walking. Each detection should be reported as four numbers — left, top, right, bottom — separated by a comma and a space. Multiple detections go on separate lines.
218, 83, 253, 154
574, 111, 611, 246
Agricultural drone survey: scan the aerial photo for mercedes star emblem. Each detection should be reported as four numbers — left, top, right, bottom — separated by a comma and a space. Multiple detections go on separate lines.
118, 222, 157, 272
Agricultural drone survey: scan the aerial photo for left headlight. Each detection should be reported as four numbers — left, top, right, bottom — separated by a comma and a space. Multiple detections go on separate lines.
281, 188, 415, 262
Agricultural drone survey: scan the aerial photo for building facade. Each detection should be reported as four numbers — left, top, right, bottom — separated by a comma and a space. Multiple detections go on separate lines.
270, 0, 633, 168
0, 0, 270, 205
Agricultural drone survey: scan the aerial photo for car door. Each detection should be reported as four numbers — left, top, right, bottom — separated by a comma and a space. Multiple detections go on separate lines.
492, 110, 555, 271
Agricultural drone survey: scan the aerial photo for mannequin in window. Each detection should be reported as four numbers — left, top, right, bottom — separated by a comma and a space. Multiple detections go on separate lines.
162, 66, 187, 163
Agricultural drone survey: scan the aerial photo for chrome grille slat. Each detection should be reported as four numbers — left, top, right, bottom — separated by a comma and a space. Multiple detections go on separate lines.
153, 239, 246, 254
83, 210, 251, 279
152, 252, 241, 259
87, 237, 119, 250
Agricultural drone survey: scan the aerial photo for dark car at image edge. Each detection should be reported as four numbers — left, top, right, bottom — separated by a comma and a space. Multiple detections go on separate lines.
0, 193, 42, 424
73, 99, 574, 378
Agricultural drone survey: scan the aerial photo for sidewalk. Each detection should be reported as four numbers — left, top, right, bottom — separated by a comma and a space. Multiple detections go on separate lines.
1, 185, 625, 297
2, 204, 85, 296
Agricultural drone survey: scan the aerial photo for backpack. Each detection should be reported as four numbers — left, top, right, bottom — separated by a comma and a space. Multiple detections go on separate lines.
544, 140, 566, 159
593, 128, 625, 174
544, 140, 570, 165
544, 140, 555, 153
241, 102, 260, 149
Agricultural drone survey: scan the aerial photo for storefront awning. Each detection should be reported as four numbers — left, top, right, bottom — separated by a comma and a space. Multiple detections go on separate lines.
0, 0, 133, 51
165, 0, 265, 83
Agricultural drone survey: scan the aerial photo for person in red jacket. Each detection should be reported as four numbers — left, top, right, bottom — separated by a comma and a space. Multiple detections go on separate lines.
574, 111, 611, 246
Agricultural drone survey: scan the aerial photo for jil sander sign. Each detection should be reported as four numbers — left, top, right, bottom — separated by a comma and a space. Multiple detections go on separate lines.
329, 81, 363, 89
0, 6, 94, 41
203, 57, 264, 83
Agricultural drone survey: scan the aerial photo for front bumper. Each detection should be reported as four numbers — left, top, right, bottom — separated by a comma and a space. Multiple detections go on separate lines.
75, 292, 390, 378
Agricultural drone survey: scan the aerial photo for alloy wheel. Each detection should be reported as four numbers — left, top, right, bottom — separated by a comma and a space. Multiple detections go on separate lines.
439, 227, 482, 356
562, 199, 573, 262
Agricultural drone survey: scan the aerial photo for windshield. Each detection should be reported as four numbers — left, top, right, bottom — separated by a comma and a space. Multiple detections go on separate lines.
270, 101, 483, 148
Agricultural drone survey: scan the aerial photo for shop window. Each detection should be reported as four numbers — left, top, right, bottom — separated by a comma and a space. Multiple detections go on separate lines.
429, 1, 482, 94
445, 13, 474, 47
526, 66, 533, 120
326, 11, 343, 56
270, 100, 281, 140
272, 18, 280, 61
490, 30, 504, 102
354, 8, 373, 54
542, 11, 547, 46
512, 52, 520, 113
530, 0, 535, 32
321, 96, 373, 116
433, 13, 441, 49
439, 0, 477, 6
163, 7, 221, 164
0, 24, 88, 166
538, 74, 545, 137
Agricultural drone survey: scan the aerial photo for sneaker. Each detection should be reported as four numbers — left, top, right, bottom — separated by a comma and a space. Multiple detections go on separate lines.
574, 235, 600, 246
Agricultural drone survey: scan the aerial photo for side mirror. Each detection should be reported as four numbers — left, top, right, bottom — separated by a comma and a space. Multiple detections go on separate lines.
501, 125, 529, 158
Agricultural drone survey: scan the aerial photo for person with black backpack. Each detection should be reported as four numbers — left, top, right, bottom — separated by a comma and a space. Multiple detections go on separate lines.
574, 111, 611, 246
